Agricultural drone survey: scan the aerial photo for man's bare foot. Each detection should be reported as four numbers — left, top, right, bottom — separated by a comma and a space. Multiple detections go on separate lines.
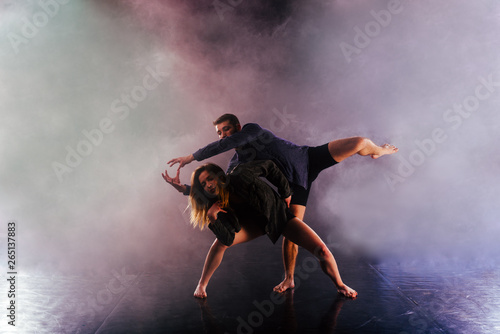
337, 284, 357, 299
273, 277, 295, 293
194, 284, 207, 299
371, 144, 398, 159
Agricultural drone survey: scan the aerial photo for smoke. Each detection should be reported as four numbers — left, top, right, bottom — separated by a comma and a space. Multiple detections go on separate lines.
1, 0, 499, 276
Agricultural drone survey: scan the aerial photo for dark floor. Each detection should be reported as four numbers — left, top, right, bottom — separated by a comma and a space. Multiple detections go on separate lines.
10, 238, 500, 334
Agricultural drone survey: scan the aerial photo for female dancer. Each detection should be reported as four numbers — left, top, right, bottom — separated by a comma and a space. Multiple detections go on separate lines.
163, 160, 357, 299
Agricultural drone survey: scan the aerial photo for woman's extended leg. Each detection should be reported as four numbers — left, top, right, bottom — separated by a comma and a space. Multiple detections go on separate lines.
194, 239, 228, 298
282, 218, 357, 298
194, 222, 264, 298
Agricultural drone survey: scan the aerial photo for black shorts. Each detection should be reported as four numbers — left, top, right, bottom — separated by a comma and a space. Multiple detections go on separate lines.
290, 143, 338, 206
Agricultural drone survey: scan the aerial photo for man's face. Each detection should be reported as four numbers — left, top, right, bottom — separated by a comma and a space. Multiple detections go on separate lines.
215, 120, 240, 139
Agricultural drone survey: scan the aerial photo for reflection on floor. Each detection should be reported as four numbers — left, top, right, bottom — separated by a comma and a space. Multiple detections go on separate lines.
9, 238, 500, 334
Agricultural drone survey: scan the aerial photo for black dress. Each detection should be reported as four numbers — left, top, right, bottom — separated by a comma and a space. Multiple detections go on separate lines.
208, 160, 295, 246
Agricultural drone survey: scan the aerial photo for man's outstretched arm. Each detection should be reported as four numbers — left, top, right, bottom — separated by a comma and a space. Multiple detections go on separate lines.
168, 123, 265, 169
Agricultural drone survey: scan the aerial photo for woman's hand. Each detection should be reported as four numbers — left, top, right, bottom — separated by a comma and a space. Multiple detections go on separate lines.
162, 168, 187, 193
207, 201, 227, 223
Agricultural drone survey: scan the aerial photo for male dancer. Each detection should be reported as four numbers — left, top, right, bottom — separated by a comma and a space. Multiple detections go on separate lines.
166, 114, 398, 293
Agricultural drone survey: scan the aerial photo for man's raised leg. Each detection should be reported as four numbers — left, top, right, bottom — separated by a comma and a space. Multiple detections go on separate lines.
328, 137, 398, 162
273, 204, 305, 293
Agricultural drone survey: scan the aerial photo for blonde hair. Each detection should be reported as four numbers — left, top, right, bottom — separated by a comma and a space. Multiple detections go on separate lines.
189, 163, 230, 230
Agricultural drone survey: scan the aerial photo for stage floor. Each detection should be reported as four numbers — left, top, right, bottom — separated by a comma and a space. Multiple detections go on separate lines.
10, 238, 500, 333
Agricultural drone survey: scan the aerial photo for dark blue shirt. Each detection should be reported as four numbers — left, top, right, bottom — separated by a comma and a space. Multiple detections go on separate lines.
192, 123, 310, 188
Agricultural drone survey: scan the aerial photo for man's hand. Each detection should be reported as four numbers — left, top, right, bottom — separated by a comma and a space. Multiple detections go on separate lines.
284, 195, 291, 208
168, 154, 194, 169
207, 201, 227, 223
162, 168, 187, 193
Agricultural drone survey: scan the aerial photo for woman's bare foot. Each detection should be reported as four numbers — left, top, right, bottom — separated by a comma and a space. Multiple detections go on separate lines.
371, 144, 398, 159
273, 277, 295, 293
194, 284, 207, 299
337, 284, 357, 299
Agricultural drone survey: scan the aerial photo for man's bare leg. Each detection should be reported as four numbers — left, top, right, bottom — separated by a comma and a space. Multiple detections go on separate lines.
273, 204, 305, 293
328, 137, 398, 162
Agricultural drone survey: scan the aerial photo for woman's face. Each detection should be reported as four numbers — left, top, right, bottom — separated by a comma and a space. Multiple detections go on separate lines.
198, 170, 219, 196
